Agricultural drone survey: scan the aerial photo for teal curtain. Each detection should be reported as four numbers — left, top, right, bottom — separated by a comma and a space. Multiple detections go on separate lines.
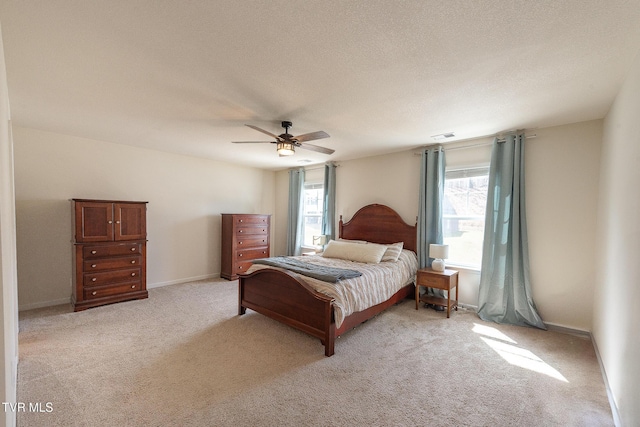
477, 134, 546, 329
322, 162, 337, 241
286, 168, 305, 256
417, 146, 446, 273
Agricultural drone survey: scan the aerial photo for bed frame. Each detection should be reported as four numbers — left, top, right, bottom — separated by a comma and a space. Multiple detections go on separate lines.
238, 204, 417, 356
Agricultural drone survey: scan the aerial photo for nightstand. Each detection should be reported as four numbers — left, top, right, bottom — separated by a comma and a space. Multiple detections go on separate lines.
415, 268, 459, 318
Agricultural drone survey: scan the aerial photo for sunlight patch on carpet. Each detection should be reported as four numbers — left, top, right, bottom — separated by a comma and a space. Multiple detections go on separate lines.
473, 323, 568, 382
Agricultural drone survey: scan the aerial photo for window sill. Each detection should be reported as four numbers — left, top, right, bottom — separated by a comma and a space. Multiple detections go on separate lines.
444, 264, 481, 274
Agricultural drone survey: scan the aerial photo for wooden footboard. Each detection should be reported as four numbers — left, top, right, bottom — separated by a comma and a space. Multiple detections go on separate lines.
239, 268, 414, 356
239, 268, 337, 356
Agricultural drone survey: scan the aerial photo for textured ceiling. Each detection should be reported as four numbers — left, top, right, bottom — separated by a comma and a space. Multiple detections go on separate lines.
1, 0, 640, 170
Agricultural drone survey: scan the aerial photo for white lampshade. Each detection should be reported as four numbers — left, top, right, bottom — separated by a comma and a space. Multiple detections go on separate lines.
429, 244, 449, 272
313, 235, 328, 246
429, 244, 449, 260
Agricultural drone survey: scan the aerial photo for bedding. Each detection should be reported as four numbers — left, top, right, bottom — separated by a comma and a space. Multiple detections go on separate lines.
246, 248, 418, 328
251, 256, 362, 282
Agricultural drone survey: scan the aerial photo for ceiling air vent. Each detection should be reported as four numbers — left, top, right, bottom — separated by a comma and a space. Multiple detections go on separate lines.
431, 132, 455, 141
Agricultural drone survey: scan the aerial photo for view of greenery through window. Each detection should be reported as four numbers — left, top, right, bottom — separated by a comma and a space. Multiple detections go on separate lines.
303, 183, 323, 247
443, 169, 489, 268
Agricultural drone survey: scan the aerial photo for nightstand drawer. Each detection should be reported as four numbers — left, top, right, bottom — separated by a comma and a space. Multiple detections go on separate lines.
417, 274, 446, 289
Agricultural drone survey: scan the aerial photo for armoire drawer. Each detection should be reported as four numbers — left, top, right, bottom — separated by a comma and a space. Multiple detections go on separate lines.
83, 255, 142, 272
236, 247, 269, 261
84, 268, 141, 287
83, 243, 141, 259
84, 282, 142, 300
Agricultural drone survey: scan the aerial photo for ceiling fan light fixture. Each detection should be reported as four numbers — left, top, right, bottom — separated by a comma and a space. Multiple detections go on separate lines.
277, 141, 295, 156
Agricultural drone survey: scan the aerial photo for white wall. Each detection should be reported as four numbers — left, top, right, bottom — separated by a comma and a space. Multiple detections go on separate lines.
526, 121, 602, 331
594, 48, 640, 426
13, 127, 275, 310
274, 122, 601, 330
0, 24, 18, 427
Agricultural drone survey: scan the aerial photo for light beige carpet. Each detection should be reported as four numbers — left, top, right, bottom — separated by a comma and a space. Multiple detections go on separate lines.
17, 279, 613, 426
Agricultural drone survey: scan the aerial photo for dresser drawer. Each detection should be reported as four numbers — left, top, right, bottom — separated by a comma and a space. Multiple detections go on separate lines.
236, 247, 269, 261
236, 236, 268, 248
83, 255, 142, 271
235, 261, 255, 275
84, 268, 141, 287
83, 281, 142, 300
83, 243, 141, 259
236, 226, 269, 236
417, 274, 446, 289
234, 216, 269, 225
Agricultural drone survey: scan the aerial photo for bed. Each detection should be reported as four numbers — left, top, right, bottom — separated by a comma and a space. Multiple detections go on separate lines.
238, 204, 418, 356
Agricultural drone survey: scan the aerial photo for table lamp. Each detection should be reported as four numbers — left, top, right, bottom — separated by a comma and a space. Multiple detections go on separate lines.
429, 244, 449, 272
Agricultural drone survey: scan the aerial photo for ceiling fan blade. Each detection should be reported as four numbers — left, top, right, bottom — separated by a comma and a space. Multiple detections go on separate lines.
231, 141, 273, 144
293, 130, 329, 143
298, 143, 335, 155
245, 124, 281, 140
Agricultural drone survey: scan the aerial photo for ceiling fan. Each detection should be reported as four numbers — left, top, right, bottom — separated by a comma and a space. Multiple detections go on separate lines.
232, 121, 333, 156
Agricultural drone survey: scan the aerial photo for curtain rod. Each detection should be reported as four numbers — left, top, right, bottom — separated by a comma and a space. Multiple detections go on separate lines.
291, 163, 339, 172
419, 134, 537, 153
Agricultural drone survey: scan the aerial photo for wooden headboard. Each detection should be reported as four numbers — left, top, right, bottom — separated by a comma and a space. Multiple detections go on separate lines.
338, 204, 417, 253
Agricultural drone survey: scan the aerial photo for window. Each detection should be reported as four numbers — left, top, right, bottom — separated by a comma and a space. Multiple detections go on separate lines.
302, 182, 324, 247
443, 167, 489, 268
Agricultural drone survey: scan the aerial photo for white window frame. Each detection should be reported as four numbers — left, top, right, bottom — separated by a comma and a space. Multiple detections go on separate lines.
301, 182, 324, 251
443, 166, 489, 270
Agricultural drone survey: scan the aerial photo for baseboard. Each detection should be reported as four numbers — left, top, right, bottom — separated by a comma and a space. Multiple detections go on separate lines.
147, 273, 221, 289
18, 274, 222, 311
591, 335, 622, 427
19, 297, 71, 312
543, 322, 591, 339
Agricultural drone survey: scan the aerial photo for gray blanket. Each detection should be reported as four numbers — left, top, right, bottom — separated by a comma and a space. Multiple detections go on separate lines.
252, 257, 362, 283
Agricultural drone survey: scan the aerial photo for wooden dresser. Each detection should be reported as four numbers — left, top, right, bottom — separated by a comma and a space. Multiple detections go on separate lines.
221, 214, 270, 280
72, 199, 149, 311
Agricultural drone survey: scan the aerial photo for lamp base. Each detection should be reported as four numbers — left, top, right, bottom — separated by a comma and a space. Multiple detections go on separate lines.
431, 259, 445, 272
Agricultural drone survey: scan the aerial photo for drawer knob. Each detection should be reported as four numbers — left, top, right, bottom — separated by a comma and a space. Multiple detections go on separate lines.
108, 220, 113, 224
91, 250, 97, 254
131, 285, 136, 289
92, 278, 97, 282
239, 230, 243, 233
239, 253, 243, 257
239, 241, 243, 245
131, 260, 136, 264
263, 251, 266, 254
131, 247, 136, 252
92, 291, 97, 296
116, 220, 120, 224
91, 264, 97, 268
239, 219, 243, 223
131, 273, 136, 277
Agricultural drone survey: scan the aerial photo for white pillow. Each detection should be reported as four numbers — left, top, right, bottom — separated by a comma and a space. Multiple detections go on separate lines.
381, 242, 404, 262
337, 238, 368, 244
322, 240, 387, 263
